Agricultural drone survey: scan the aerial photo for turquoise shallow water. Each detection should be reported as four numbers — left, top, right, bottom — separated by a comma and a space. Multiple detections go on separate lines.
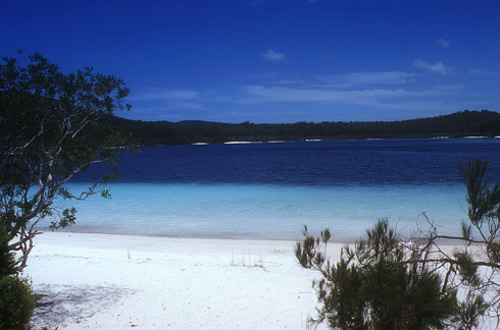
46, 139, 500, 240
52, 182, 468, 241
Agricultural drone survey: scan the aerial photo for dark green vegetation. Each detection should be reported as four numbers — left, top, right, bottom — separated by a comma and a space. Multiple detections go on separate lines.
297, 220, 458, 329
0, 275, 36, 329
112, 110, 500, 146
0, 52, 128, 327
296, 161, 499, 329
0, 229, 36, 330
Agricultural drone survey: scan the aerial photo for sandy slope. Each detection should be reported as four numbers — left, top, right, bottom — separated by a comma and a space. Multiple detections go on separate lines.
25, 232, 334, 329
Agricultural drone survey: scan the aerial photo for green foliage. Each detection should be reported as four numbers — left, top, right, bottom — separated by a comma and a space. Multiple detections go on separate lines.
450, 160, 499, 327
297, 220, 458, 329
313, 259, 367, 329
295, 225, 328, 269
460, 160, 500, 226
454, 293, 489, 330
0, 52, 130, 271
364, 261, 456, 330
459, 160, 500, 266
0, 275, 36, 329
0, 226, 16, 277
453, 250, 479, 285
108, 110, 500, 146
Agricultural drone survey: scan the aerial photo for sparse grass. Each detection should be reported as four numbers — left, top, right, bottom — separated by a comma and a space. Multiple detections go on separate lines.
230, 246, 266, 270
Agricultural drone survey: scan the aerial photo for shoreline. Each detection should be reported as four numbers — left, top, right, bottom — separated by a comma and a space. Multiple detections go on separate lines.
39, 228, 329, 243
36, 228, 466, 246
127, 135, 500, 148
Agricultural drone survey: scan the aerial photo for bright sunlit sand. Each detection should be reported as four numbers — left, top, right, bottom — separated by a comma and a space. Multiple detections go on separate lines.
26, 232, 335, 329
26, 232, 498, 330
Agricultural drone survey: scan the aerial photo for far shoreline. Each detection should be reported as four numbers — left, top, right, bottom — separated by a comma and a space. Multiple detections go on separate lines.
111, 110, 500, 147
133, 135, 500, 149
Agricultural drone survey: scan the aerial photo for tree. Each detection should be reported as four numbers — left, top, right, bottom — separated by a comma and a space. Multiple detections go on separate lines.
0, 52, 130, 272
296, 161, 499, 329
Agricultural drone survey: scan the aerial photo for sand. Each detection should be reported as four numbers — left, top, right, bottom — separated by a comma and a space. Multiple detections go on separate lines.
25, 232, 334, 329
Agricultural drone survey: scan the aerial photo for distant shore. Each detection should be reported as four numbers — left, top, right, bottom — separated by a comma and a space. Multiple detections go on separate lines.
147, 135, 500, 148
112, 110, 500, 147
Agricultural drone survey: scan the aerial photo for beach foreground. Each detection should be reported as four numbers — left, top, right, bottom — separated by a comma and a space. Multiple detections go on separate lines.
25, 232, 332, 329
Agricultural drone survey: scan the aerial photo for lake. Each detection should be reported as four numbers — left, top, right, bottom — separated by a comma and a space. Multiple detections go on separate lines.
54, 138, 500, 240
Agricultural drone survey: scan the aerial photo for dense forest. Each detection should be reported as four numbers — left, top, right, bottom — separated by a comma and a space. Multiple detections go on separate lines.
111, 110, 500, 146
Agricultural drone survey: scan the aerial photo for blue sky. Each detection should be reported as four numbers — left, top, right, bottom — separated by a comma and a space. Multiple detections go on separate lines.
1, 0, 499, 122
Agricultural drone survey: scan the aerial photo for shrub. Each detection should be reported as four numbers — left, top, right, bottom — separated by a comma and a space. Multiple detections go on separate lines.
0, 275, 36, 329
296, 220, 458, 329
0, 226, 16, 277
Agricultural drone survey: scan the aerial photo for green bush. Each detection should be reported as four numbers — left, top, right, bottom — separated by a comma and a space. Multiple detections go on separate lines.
0, 226, 16, 277
296, 220, 458, 329
0, 275, 36, 329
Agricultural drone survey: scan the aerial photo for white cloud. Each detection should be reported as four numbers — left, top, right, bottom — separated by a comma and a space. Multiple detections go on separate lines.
261, 49, 286, 62
431, 84, 464, 91
325, 71, 420, 87
130, 66, 464, 116
170, 101, 204, 110
413, 59, 452, 75
265, 71, 420, 90
467, 69, 500, 78
437, 38, 451, 48
227, 83, 463, 114
237, 85, 440, 105
133, 89, 199, 101
131, 89, 205, 112
468, 68, 483, 75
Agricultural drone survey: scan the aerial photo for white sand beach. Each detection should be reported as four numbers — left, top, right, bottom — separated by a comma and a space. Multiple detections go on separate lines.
25, 232, 334, 330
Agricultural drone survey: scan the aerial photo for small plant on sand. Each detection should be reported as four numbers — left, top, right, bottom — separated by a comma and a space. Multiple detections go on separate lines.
230, 247, 265, 269
296, 160, 499, 329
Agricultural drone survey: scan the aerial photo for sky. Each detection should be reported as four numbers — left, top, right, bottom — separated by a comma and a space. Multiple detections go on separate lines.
1, 0, 499, 123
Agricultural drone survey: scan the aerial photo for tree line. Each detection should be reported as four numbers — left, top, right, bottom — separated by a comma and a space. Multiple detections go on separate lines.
110, 110, 500, 146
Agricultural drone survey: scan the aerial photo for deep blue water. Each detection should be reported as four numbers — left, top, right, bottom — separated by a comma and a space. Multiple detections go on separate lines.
78, 138, 500, 185
59, 138, 500, 240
